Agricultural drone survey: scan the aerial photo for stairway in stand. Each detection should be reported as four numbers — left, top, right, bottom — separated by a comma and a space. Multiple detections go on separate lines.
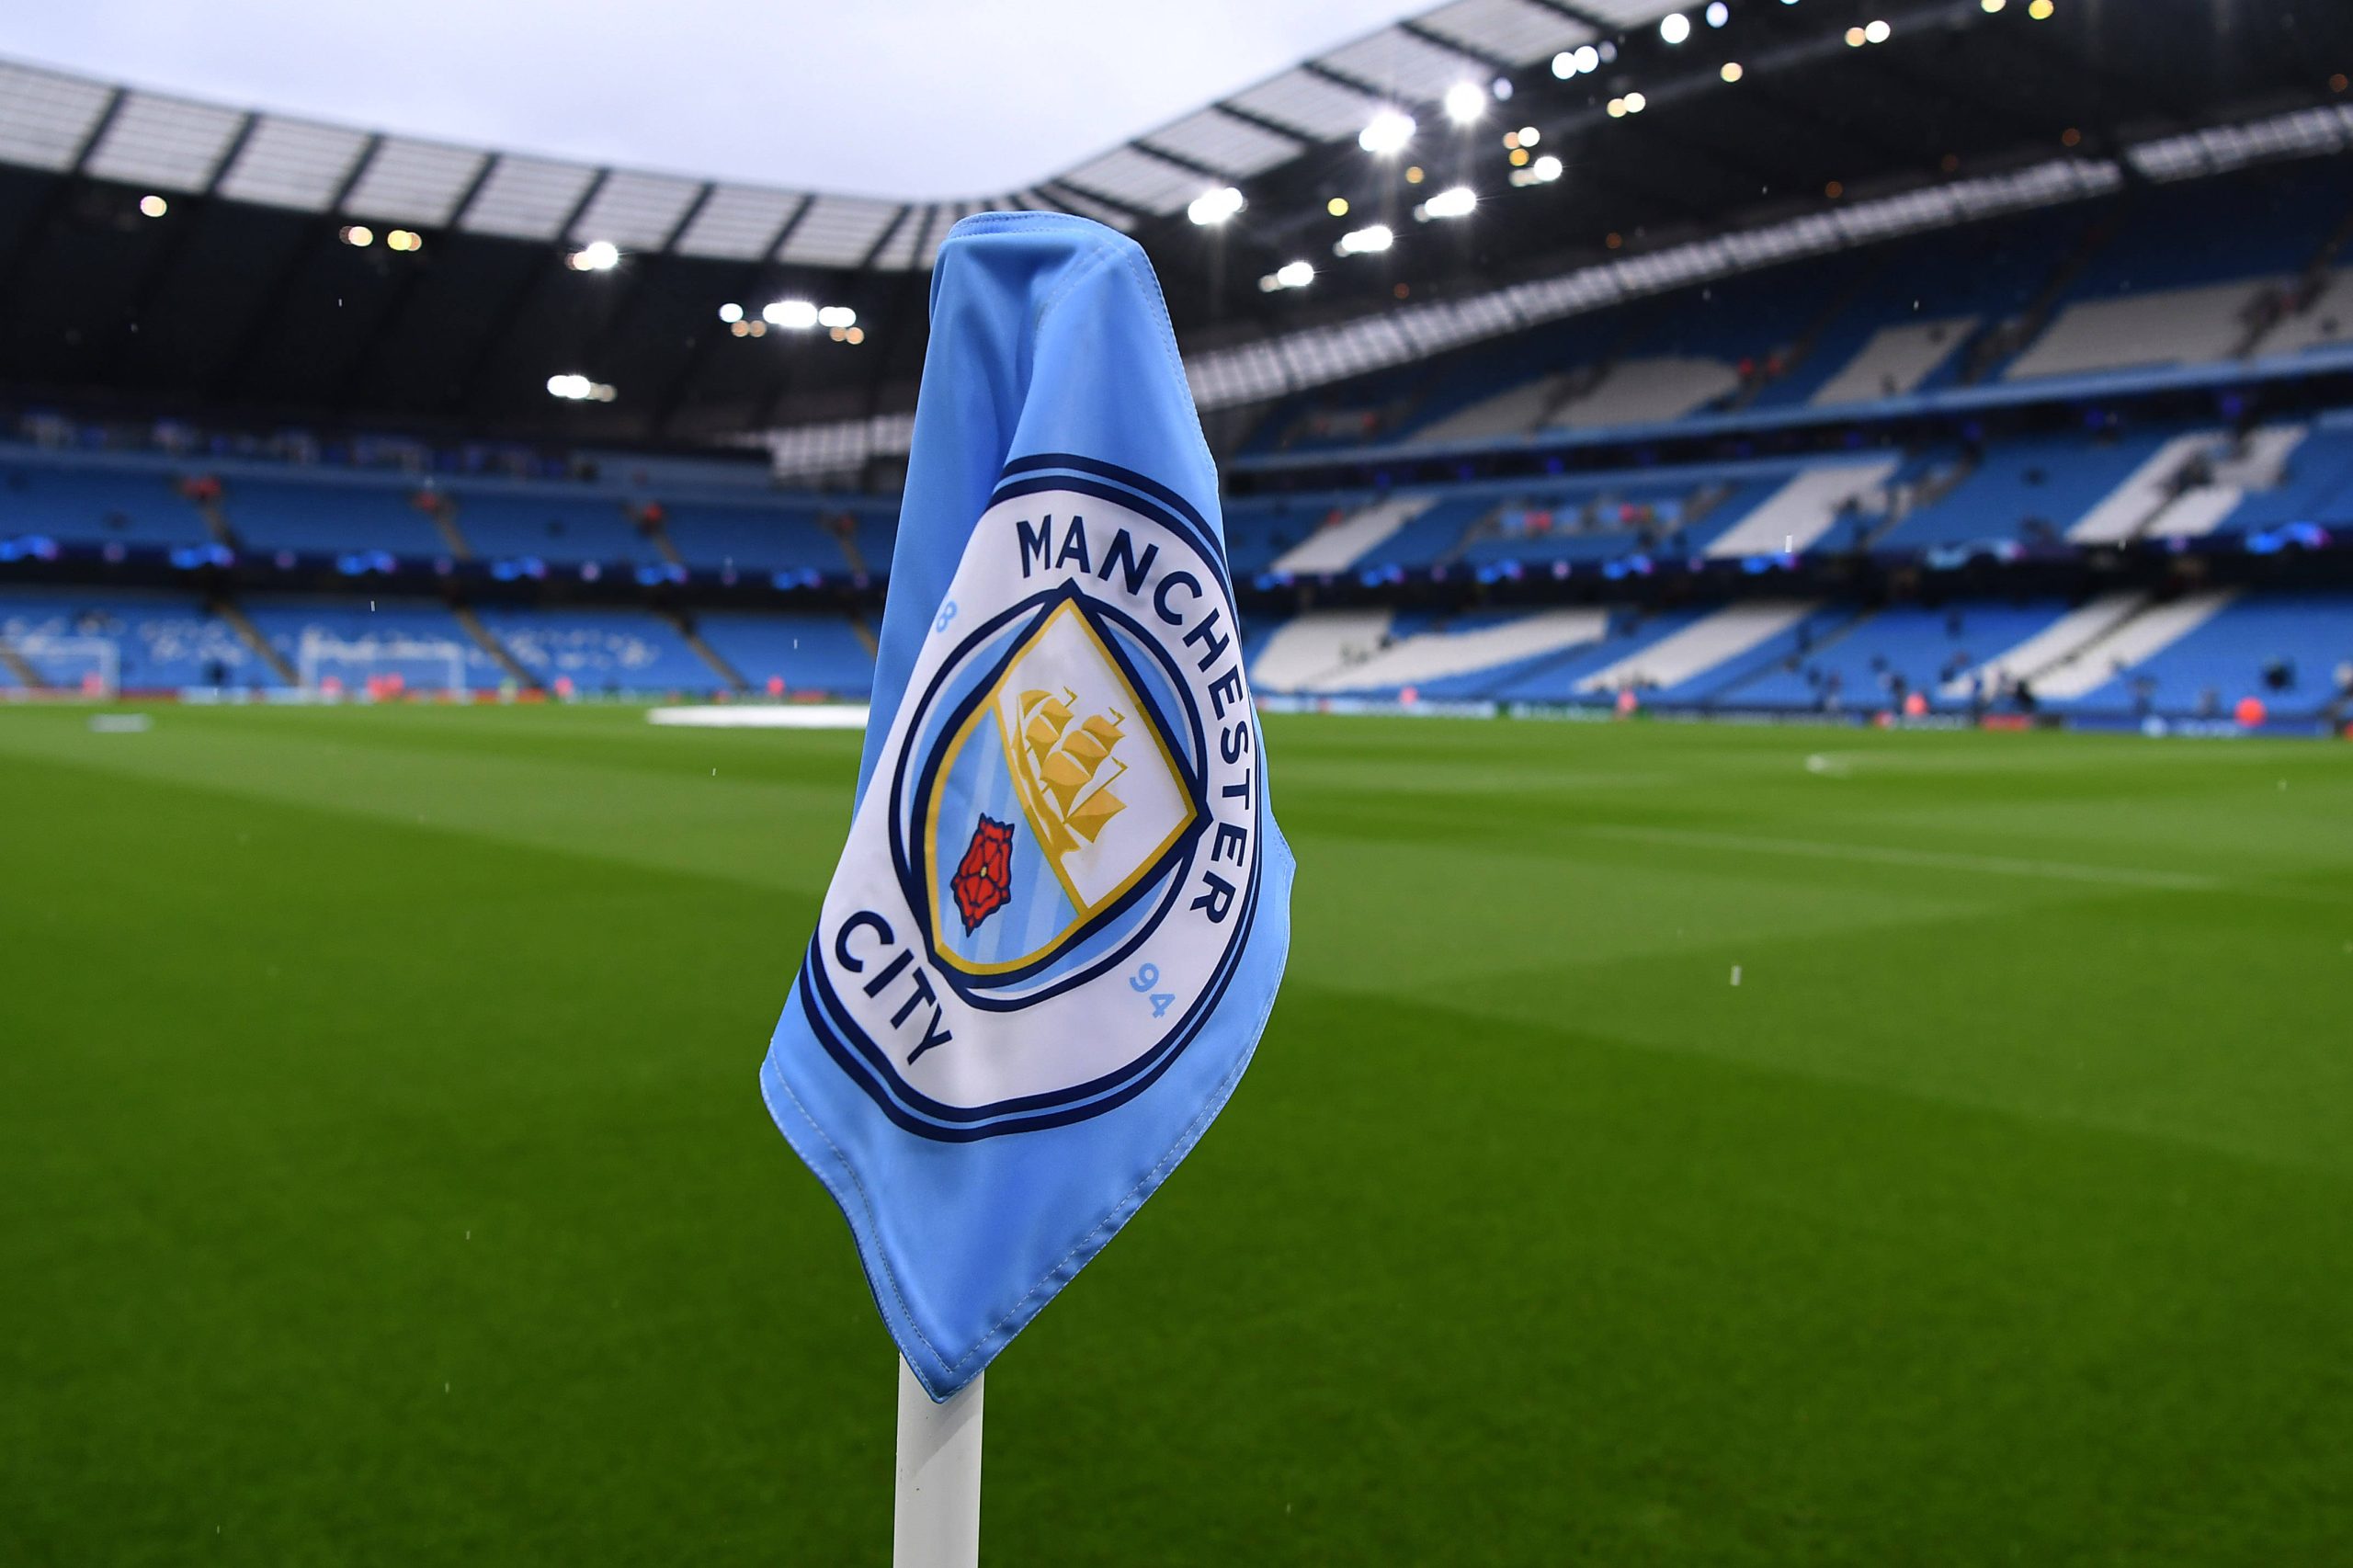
210, 597, 298, 684
662, 608, 747, 691
449, 605, 539, 689
0, 637, 45, 688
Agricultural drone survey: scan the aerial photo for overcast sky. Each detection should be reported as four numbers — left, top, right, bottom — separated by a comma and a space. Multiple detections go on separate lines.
10, 0, 1427, 198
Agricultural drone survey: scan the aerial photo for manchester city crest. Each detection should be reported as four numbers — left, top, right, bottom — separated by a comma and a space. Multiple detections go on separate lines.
793, 457, 1266, 1140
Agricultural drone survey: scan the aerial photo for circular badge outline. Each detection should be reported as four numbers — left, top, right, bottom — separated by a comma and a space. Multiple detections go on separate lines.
800, 472, 1263, 1139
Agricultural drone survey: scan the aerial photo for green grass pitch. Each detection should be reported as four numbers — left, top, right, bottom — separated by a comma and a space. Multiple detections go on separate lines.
3, 702, 2348, 1564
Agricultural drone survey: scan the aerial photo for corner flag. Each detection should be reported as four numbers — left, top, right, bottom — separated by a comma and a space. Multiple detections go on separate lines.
759, 212, 1295, 1402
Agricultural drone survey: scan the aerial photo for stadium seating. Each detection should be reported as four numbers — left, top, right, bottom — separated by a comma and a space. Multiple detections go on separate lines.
2052, 591, 2352, 715
688, 611, 875, 697
2220, 420, 2353, 530
2000, 168, 2343, 382
1722, 600, 2077, 710
220, 477, 446, 556
1875, 430, 2175, 550
0, 587, 266, 690
0, 464, 211, 547
448, 493, 646, 564
467, 605, 722, 692
657, 499, 847, 574
239, 597, 496, 692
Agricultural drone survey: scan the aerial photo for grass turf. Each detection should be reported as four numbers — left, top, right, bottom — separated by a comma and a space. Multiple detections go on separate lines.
1, 702, 2348, 1565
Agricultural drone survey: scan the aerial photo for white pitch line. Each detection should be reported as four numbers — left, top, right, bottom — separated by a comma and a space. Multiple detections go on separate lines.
1586, 824, 2222, 892
647, 704, 868, 729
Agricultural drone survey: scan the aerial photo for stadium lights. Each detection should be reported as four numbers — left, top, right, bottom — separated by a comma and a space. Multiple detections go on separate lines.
1358, 110, 1415, 154
1258, 260, 1314, 291
137, 194, 167, 218
1660, 12, 1691, 44
1335, 224, 1393, 256
1607, 92, 1649, 118
2028, 0, 2053, 16
1866, 18, 1892, 41
567, 240, 620, 271
1846, 26, 1866, 44
1508, 153, 1563, 187
1981, 0, 2005, 9
764, 300, 820, 329
1552, 43, 1600, 77
545, 373, 615, 402
1326, 196, 1350, 216
1187, 186, 1245, 225
1517, 126, 1541, 147
339, 224, 373, 247
718, 302, 744, 324
1707, 1, 1730, 24
1443, 82, 1486, 123
1418, 186, 1477, 221
816, 305, 858, 328
385, 229, 422, 252
1722, 61, 1745, 82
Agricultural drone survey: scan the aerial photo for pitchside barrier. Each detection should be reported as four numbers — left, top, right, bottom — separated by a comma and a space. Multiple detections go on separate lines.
1251, 692, 2348, 738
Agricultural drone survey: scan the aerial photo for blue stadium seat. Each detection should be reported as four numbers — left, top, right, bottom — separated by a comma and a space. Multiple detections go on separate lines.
690, 612, 875, 697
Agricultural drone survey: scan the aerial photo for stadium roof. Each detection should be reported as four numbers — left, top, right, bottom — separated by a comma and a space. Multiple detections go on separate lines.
0, 0, 2347, 452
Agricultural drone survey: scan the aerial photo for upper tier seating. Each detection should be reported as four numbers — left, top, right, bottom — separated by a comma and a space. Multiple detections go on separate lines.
2001, 167, 2346, 381
448, 493, 645, 564
656, 499, 847, 574
219, 478, 448, 556
0, 466, 210, 547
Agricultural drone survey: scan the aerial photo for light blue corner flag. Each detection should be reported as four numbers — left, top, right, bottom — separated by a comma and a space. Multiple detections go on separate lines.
759, 212, 1295, 1401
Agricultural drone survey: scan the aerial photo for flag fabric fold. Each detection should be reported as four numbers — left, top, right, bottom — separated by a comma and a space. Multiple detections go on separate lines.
759, 211, 1294, 1400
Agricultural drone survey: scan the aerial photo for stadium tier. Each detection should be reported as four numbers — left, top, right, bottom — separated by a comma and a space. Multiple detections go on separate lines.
1246, 590, 2353, 722
0, 586, 259, 690
687, 611, 875, 697
1233, 159, 2353, 463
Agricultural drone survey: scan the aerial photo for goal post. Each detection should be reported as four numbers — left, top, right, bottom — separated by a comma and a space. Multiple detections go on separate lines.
296, 629, 470, 699
12, 635, 120, 699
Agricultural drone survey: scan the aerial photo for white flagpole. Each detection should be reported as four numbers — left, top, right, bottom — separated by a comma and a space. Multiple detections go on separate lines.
892, 1358, 984, 1568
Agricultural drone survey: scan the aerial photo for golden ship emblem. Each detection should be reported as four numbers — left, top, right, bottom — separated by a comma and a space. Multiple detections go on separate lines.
1013, 687, 1129, 858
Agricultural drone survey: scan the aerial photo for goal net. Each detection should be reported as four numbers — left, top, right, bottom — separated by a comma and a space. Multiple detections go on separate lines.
297, 629, 470, 699
12, 635, 119, 699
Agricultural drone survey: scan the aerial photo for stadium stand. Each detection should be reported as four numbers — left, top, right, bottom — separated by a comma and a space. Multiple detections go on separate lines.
467, 605, 723, 693
0, 587, 261, 691
239, 597, 493, 693
218, 477, 447, 557
0, 463, 212, 548
2056, 591, 2353, 716
3, 42, 2349, 733
688, 612, 876, 698
657, 499, 846, 574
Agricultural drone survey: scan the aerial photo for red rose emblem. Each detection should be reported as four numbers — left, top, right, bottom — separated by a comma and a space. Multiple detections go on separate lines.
950, 815, 1016, 933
